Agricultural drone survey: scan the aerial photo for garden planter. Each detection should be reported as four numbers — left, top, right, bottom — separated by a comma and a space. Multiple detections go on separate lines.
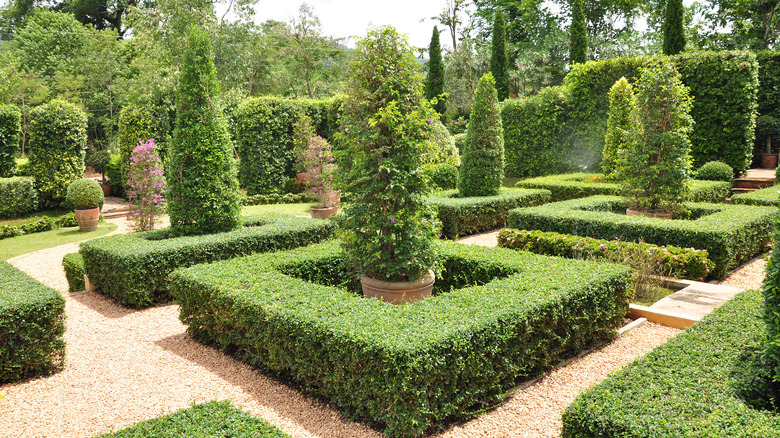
310, 206, 337, 219
626, 208, 673, 220
360, 270, 435, 305
100, 183, 112, 197
74, 207, 100, 231
761, 153, 778, 169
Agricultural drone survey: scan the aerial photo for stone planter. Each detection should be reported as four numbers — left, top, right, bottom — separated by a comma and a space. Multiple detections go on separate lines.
310, 206, 337, 219
74, 207, 100, 231
360, 270, 435, 305
626, 208, 673, 220
761, 153, 778, 169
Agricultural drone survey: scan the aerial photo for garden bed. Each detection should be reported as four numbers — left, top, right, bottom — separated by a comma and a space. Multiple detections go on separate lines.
170, 239, 631, 437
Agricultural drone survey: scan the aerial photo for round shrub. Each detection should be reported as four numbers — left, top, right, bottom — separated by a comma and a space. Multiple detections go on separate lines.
695, 161, 733, 181
0, 104, 21, 178
66, 178, 104, 209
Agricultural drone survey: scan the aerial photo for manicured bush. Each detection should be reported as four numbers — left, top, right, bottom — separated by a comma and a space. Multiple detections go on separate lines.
0, 261, 66, 383
105, 153, 123, 197
66, 178, 104, 210
490, 10, 509, 101
97, 400, 291, 438
62, 252, 85, 292
431, 188, 550, 238
242, 192, 311, 206
602, 77, 635, 178
0, 177, 37, 218
662, 0, 686, 55
422, 119, 460, 166
569, 0, 587, 65
498, 228, 713, 281
732, 185, 780, 206
459, 73, 504, 197
425, 26, 445, 115
763, 209, 780, 387
170, 240, 632, 438
508, 195, 775, 279
80, 214, 335, 308
561, 289, 780, 437
696, 160, 734, 181
422, 163, 459, 190
453, 132, 467, 155
291, 113, 316, 173
28, 99, 88, 207
0, 104, 21, 177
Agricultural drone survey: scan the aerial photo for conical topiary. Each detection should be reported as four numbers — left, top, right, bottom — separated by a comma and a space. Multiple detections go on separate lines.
459, 73, 504, 197
426, 27, 446, 115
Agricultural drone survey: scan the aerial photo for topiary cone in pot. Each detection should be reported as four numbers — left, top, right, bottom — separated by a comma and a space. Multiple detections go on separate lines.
66, 178, 104, 231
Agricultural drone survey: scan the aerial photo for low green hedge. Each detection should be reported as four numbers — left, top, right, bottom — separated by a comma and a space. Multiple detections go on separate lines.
242, 192, 312, 206
732, 185, 780, 206
170, 240, 632, 437
0, 213, 77, 240
80, 214, 335, 308
498, 228, 714, 281
507, 196, 775, 279
0, 261, 66, 383
62, 252, 85, 292
561, 289, 780, 437
430, 187, 551, 238
516, 173, 732, 203
98, 400, 291, 438
0, 177, 38, 218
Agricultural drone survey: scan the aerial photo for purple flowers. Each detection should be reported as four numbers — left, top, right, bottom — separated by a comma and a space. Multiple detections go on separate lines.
126, 139, 167, 231
304, 136, 340, 208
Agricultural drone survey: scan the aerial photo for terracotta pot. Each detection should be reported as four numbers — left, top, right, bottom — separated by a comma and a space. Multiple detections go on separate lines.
361, 270, 435, 305
100, 183, 112, 197
296, 172, 308, 182
761, 153, 778, 169
310, 206, 337, 219
74, 207, 100, 231
626, 208, 673, 220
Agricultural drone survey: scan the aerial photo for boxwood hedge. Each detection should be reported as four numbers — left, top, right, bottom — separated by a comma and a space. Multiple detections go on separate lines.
507, 196, 775, 279
62, 252, 85, 292
0, 261, 66, 383
80, 214, 335, 308
732, 185, 780, 206
516, 173, 732, 203
0, 176, 38, 218
561, 289, 780, 437
170, 240, 632, 437
430, 187, 550, 238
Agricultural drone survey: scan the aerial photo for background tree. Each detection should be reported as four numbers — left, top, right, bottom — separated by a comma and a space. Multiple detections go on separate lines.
430, 0, 467, 50
426, 26, 446, 115
570, 0, 588, 64
490, 9, 509, 101
663, 0, 686, 55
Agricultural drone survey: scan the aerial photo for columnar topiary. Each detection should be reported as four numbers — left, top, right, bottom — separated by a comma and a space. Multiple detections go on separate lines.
0, 104, 21, 177
490, 10, 510, 101
459, 73, 504, 197
337, 25, 440, 283
28, 99, 88, 208
569, 0, 588, 65
663, 0, 686, 55
426, 26, 446, 115
167, 25, 241, 236
603, 77, 636, 178
622, 62, 694, 213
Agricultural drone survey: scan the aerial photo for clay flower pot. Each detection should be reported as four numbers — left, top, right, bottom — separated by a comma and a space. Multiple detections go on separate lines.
626, 208, 673, 220
360, 270, 435, 305
310, 206, 337, 219
761, 153, 778, 169
74, 207, 100, 231
100, 183, 112, 197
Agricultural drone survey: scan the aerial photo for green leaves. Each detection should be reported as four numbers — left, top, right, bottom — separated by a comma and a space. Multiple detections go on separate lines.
0, 177, 37, 218
459, 73, 504, 197
0, 104, 21, 178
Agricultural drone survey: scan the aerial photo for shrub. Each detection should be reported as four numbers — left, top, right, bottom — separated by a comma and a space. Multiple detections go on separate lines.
561, 289, 780, 437
498, 228, 713, 281
763, 210, 780, 388
696, 160, 734, 181
0, 261, 65, 383
0, 104, 21, 177
14, 156, 30, 176
0, 213, 76, 240
0, 177, 37, 218
425, 26, 446, 115
453, 132, 467, 155
118, 101, 174, 191
304, 136, 339, 208
105, 154, 123, 196
168, 26, 241, 236
569, 0, 587, 65
754, 51, 780, 166
732, 185, 780, 206
490, 10, 509, 101
28, 99, 88, 207
126, 139, 167, 231
291, 113, 316, 173
422, 119, 460, 166
170, 240, 632, 438
508, 195, 775, 279
66, 178, 104, 210
80, 214, 335, 308
242, 192, 311, 206
431, 188, 551, 238
662, 0, 686, 55
602, 77, 635, 178
459, 73, 504, 197
422, 163, 459, 190
85, 149, 110, 184
62, 252, 85, 292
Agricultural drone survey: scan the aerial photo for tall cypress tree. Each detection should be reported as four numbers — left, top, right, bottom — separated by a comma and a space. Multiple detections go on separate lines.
167, 25, 241, 236
426, 26, 446, 115
663, 0, 686, 55
490, 10, 509, 101
459, 73, 504, 197
569, 0, 588, 65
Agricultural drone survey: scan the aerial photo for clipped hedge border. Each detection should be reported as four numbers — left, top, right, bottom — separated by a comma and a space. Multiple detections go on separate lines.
498, 228, 713, 281
562, 289, 780, 437
242, 192, 312, 206
507, 195, 775, 279
430, 187, 551, 238
62, 252, 85, 292
80, 214, 335, 308
1, 213, 77, 240
0, 176, 38, 218
732, 184, 780, 206
170, 240, 632, 437
515, 173, 732, 203
0, 261, 66, 383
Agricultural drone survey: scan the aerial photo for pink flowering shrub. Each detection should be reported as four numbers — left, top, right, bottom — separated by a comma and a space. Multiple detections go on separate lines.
304, 135, 339, 208
126, 139, 167, 231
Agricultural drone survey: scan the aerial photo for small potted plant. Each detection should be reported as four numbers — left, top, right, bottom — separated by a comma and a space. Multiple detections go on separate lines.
304, 135, 340, 219
66, 178, 104, 231
86, 149, 112, 196
756, 115, 780, 168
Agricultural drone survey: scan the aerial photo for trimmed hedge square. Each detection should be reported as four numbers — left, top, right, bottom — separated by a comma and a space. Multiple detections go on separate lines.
62, 252, 85, 292
80, 214, 335, 308
562, 289, 780, 437
507, 195, 775, 279
0, 176, 38, 218
430, 187, 551, 238
732, 185, 780, 206
170, 240, 632, 437
0, 261, 65, 383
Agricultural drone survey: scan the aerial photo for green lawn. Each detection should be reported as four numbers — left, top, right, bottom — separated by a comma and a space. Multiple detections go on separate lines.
241, 203, 312, 216
0, 209, 71, 227
0, 222, 117, 260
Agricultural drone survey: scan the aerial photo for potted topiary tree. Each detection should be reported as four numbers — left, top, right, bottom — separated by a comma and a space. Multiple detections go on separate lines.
86, 149, 112, 196
305, 135, 340, 219
756, 115, 780, 168
66, 178, 104, 231
337, 26, 440, 305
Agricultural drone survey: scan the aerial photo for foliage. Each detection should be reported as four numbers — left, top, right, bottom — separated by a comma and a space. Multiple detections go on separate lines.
80, 214, 335, 308
126, 139, 167, 232
426, 27, 446, 115
507, 195, 776, 279
0, 177, 37, 218
105, 154, 123, 196
663, 0, 686, 55
292, 113, 317, 173
118, 102, 174, 190
422, 119, 460, 166
443, 36, 489, 119
602, 78, 635, 178
733, 184, 780, 206
170, 239, 631, 438
622, 62, 694, 213
0, 104, 21, 178
0, 213, 76, 241
85, 149, 110, 184
168, 25, 241, 237
431, 188, 550, 238
0, 261, 65, 383
765, 210, 780, 390
453, 132, 467, 155
242, 192, 312, 206
28, 99, 88, 208
62, 252, 85, 293
336, 26, 440, 283
569, 0, 588, 65
421, 163, 459, 190
489, 10, 510, 101
66, 178, 104, 210
304, 136, 339, 208
696, 161, 734, 181
459, 73, 504, 197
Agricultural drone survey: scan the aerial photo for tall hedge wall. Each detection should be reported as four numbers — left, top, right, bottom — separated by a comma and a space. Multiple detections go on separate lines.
234, 96, 341, 195
0, 104, 21, 177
